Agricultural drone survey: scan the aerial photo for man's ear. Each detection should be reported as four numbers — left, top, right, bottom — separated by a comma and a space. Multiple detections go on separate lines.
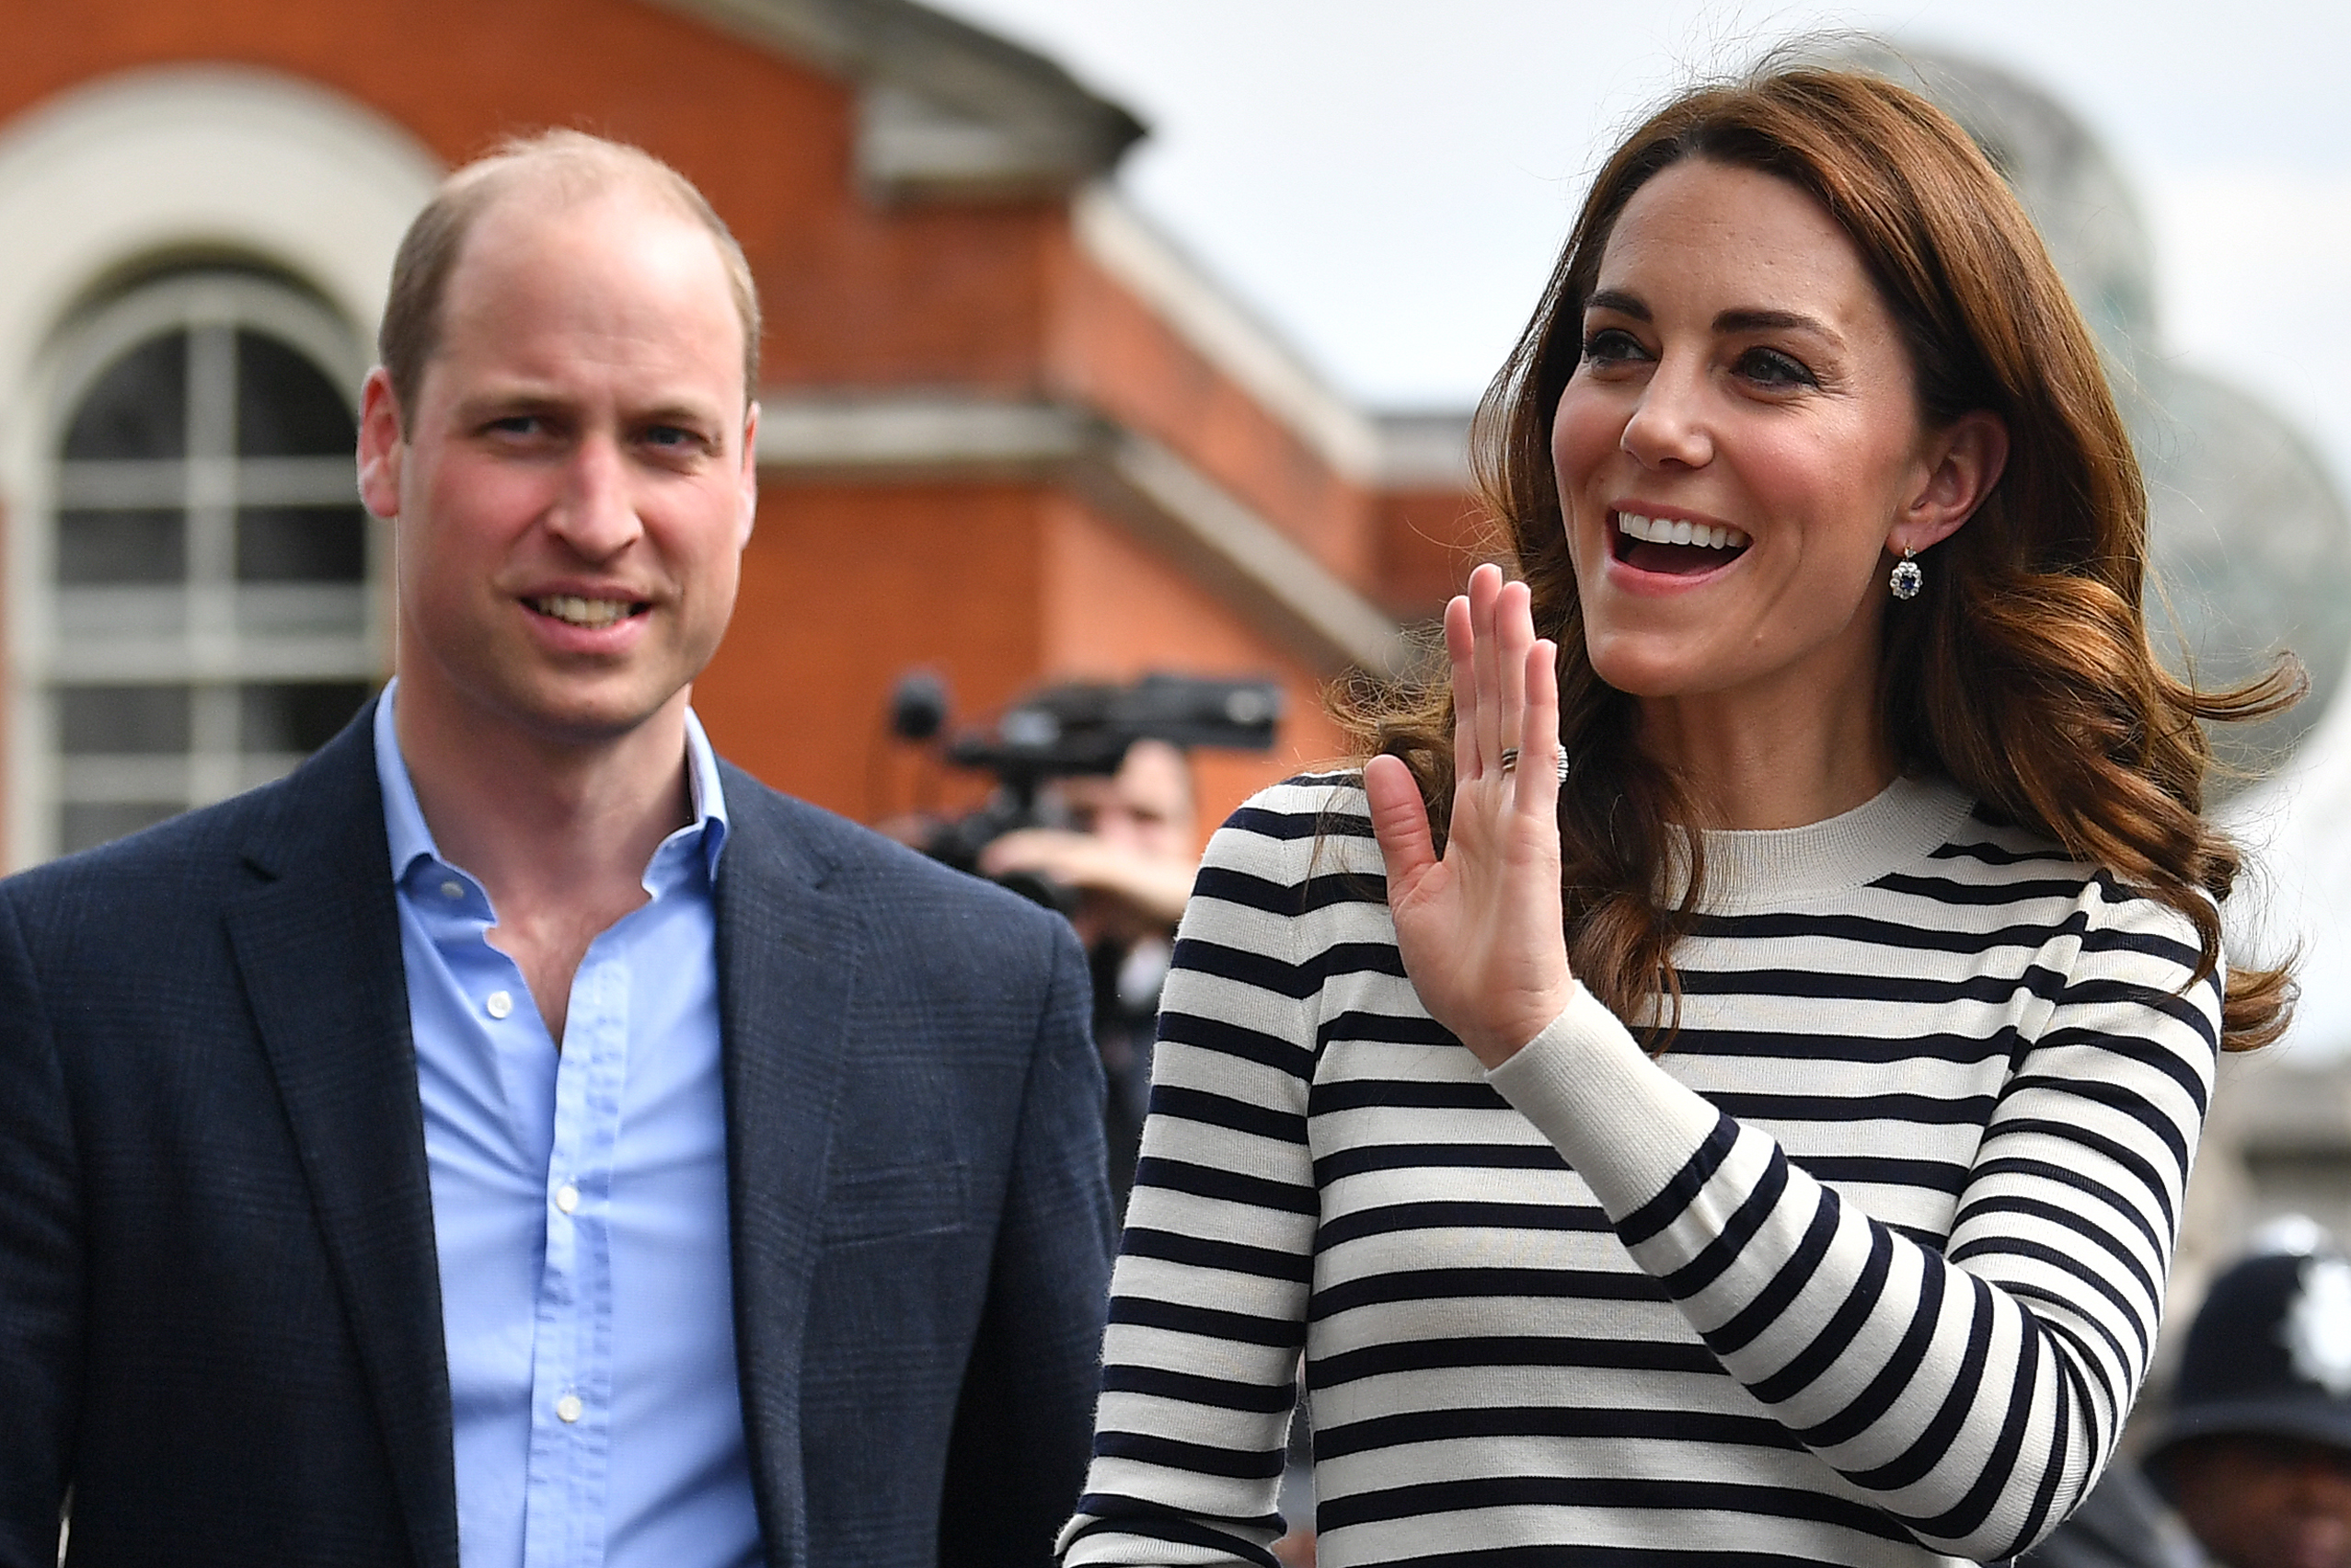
1890, 409, 2008, 556
357, 367, 405, 521
735, 400, 759, 548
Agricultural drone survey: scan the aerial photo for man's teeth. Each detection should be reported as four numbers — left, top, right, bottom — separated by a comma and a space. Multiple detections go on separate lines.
533, 595, 634, 628
1616, 513, 1749, 550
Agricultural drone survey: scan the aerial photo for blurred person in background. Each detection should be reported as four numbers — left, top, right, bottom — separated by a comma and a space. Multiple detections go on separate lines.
2026, 1224, 2351, 1568
2149, 1231, 2351, 1568
982, 738, 1201, 1207
1058, 62, 2294, 1568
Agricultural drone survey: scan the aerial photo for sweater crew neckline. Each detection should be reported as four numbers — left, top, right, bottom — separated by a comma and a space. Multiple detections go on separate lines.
1689, 773, 1974, 907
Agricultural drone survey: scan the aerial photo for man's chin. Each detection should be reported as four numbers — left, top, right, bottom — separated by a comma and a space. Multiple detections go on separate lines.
455, 672, 692, 753
520, 693, 688, 750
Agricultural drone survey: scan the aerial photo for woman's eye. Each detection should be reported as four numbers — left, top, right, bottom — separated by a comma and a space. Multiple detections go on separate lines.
1580, 328, 1649, 366
1736, 347, 1817, 388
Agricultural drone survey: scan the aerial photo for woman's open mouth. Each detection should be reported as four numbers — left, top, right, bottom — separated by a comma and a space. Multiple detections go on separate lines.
1611, 511, 1749, 576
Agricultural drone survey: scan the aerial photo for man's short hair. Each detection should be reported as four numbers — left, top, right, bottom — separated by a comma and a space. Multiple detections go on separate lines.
377, 129, 761, 421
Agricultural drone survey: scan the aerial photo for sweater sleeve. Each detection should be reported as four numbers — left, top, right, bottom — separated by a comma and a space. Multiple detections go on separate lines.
1058, 787, 1328, 1568
1485, 882, 2219, 1560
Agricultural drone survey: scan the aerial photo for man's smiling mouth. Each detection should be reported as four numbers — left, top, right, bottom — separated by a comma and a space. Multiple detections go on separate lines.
1612, 511, 1749, 576
528, 595, 647, 628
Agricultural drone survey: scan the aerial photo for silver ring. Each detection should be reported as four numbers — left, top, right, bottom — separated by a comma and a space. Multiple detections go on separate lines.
1556, 750, 1571, 784
1499, 747, 1520, 773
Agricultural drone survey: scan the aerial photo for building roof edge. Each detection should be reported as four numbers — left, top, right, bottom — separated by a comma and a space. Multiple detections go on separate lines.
647, 0, 1145, 198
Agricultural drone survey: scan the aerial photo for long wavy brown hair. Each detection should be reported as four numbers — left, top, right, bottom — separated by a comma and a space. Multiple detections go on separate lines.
1343, 64, 2298, 1053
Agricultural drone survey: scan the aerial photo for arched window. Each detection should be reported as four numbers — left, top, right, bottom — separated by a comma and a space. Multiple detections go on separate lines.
32, 271, 382, 858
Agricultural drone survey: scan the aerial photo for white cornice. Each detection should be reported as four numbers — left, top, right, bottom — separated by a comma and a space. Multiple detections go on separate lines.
756, 392, 1091, 472
1072, 185, 1386, 484
1072, 429, 1411, 677
755, 389, 1409, 675
1069, 187, 1477, 492
647, 0, 1143, 201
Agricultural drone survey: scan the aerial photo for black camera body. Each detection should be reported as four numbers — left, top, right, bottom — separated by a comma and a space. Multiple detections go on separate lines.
892, 670, 1281, 902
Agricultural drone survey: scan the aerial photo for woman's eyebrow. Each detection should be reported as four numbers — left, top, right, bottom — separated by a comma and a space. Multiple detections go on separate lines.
1715, 306, 1832, 336
1585, 288, 1648, 320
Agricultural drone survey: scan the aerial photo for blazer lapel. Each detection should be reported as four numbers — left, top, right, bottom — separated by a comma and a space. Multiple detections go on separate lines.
713, 769, 859, 1568
230, 715, 459, 1568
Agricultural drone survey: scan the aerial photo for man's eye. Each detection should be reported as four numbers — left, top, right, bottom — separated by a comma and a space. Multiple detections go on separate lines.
643, 425, 705, 452
1580, 328, 1648, 366
487, 415, 543, 436
1736, 347, 1817, 389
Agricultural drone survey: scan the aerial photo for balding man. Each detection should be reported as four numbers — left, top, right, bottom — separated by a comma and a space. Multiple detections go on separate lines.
0, 133, 1112, 1568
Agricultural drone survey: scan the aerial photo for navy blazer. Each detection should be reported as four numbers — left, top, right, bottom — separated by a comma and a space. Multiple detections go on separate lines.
0, 708, 1114, 1568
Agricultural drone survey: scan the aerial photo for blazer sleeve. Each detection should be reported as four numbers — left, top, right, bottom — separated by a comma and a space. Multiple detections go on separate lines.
939, 915, 1117, 1568
0, 886, 80, 1568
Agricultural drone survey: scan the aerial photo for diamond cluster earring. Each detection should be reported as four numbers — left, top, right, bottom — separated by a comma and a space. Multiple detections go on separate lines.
1889, 546, 1923, 601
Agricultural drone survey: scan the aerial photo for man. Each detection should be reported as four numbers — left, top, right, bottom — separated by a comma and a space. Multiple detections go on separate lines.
2147, 1234, 2351, 1568
0, 132, 1112, 1568
977, 737, 1197, 1207
2022, 1226, 2351, 1568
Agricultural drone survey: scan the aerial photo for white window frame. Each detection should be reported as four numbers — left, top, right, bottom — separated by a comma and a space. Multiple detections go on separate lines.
26, 271, 387, 860
0, 64, 439, 866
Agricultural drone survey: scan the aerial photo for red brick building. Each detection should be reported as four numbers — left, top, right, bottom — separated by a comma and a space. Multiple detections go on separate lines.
0, 0, 1481, 864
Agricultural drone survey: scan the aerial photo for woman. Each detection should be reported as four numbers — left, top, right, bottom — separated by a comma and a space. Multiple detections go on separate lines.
1057, 63, 2296, 1568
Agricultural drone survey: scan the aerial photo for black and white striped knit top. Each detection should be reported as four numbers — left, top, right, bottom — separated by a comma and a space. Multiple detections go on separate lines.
1059, 770, 2221, 1568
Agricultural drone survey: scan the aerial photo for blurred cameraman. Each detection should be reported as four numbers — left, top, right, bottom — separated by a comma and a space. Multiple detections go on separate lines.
979, 738, 1200, 1208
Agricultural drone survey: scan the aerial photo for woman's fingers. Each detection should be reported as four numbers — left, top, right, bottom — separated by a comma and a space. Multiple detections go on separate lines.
1445, 590, 1478, 782
1469, 566, 1505, 781
1365, 753, 1437, 894
1519, 638, 1562, 823
1494, 578, 1532, 796
1379, 568, 1574, 1068
1446, 565, 1550, 816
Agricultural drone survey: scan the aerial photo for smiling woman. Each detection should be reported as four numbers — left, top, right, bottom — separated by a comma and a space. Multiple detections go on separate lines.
1061, 63, 2296, 1568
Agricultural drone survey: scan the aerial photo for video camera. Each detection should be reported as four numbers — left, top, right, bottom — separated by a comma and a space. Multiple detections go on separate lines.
890, 668, 1282, 904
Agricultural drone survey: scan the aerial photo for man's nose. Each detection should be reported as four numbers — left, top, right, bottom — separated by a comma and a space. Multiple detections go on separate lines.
1618, 359, 1713, 470
546, 432, 643, 559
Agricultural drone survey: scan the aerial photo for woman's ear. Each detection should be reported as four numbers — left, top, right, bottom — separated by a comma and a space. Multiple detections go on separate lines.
1891, 409, 2009, 555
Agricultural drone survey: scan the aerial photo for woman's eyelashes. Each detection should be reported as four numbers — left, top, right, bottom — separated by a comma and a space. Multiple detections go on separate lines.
1734, 345, 1819, 389
1579, 328, 1820, 393
1581, 326, 1650, 367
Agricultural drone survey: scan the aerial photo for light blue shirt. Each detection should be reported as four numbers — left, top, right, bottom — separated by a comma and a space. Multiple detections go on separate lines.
375, 686, 762, 1568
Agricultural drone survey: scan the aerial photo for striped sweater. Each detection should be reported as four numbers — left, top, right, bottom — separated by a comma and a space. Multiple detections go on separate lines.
1059, 772, 2220, 1567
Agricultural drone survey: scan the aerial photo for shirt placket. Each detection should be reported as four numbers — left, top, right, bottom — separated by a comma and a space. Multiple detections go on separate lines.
520, 928, 634, 1568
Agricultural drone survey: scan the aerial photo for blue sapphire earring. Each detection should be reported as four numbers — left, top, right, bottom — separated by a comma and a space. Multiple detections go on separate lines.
1889, 546, 1923, 601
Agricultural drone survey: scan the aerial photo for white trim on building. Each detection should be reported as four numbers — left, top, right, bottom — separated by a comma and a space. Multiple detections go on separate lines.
0, 66, 439, 865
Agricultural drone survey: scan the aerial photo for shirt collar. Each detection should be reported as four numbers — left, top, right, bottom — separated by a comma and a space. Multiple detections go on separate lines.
375, 678, 730, 888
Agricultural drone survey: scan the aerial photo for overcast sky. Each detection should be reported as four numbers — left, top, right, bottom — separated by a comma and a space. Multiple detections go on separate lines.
928, 0, 2351, 1060
929, 1, 2351, 451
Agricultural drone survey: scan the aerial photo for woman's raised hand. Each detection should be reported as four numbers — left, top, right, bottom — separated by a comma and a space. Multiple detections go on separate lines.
1363, 563, 1574, 1068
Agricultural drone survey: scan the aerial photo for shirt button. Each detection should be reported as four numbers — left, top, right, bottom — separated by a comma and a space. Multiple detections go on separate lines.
556, 1393, 582, 1424
486, 990, 513, 1020
555, 1183, 579, 1214
438, 879, 464, 900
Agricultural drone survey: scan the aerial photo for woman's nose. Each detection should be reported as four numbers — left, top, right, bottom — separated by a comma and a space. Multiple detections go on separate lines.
1619, 362, 1713, 469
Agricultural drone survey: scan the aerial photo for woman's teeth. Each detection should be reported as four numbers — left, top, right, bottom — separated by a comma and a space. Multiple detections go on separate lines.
532, 595, 634, 628
1616, 513, 1747, 550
